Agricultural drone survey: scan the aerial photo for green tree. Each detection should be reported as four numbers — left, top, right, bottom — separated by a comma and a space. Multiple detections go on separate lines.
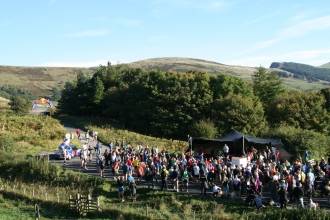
268, 91, 329, 133
9, 95, 30, 114
210, 74, 253, 99
190, 119, 217, 138
264, 125, 330, 159
320, 88, 330, 111
253, 67, 284, 107
212, 94, 267, 135
90, 76, 104, 105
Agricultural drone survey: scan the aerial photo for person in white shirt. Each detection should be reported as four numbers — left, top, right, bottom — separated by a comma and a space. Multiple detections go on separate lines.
193, 163, 200, 180
223, 144, 229, 157
212, 184, 222, 197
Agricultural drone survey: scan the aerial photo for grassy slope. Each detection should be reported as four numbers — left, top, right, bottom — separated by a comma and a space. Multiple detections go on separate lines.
0, 96, 9, 111
0, 114, 65, 155
1, 58, 329, 98
129, 57, 330, 91
0, 66, 94, 96
320, 62, 330, 68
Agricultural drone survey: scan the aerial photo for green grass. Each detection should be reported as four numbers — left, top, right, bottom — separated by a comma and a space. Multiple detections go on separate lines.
57, 115, 187, 152
0, 113, 65, 155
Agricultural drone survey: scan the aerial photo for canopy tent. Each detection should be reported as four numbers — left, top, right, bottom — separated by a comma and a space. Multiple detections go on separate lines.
191, 130, 283, 156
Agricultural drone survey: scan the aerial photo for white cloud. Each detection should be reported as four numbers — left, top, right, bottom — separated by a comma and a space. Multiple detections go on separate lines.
254, 15, 330, 49
64, 29, 110, 38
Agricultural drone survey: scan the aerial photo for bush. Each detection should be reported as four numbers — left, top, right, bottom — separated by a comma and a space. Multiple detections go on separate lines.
190, 119, 218, 138
9, 96, 31, 114
0, 134, 14, 151
264, 125, 330, 159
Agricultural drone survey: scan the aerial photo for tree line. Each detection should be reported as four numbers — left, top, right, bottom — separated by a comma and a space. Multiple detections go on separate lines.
58, 65, 330, 157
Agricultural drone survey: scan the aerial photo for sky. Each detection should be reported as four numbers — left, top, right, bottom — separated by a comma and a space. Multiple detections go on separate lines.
1, 0, 330, 67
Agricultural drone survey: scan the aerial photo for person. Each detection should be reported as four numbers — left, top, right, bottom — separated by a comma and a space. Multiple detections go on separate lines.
193, 163, 200, 181
181, 168, 189, 192
122, 162, 129, 181
127, 174, 137, 201
293, 182, 304, 208
75, 128, 81, 140
199, 168, 208, 196
223, 144, 229, 158
97, 155, 105, 178
95, 141, 101, 156
145, 165, 154, 189
160, 165, 169, 191
81, 144, 89, 170
88, 144, 93, 162
171, 166, 179, 192
116, 176, 125, 202
103, 149, 110, 167
212, 183, 222, 197
254, 192, 264, 210
278, 181, 288, 209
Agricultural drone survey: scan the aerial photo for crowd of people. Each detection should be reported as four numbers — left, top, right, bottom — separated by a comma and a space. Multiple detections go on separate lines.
70, 130, 330, 209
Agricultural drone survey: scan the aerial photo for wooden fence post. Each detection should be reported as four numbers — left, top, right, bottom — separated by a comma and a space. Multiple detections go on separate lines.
35, 204, 40, 220
97, 196, 100, 212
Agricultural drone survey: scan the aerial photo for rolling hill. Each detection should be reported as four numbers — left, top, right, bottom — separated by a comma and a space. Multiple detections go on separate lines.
128, 57, 256, 79
320, 62, 330, 69
129, 58, 330, 90
0, 58, 329, 97
0, 66, 94, 96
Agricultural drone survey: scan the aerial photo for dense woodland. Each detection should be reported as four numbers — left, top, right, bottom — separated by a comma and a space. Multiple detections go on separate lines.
58, 65, 330, 157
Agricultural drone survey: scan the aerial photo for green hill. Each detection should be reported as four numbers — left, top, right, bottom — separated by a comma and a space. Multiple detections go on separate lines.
0, 65, 94, 96
128, 57, 257, 79
270, 62, 330, 82
1, 58, 329, 97
320, 62, 330, 69
129, 58, 330, 90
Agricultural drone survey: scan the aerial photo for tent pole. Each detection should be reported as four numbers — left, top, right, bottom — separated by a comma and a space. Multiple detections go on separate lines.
242, 135, 245, 156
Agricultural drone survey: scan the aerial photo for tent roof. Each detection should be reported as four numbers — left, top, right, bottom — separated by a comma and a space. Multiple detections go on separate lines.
216, 130, 282, 146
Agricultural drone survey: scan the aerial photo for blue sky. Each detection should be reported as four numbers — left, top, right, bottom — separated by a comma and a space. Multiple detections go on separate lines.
1, 0, 330, 67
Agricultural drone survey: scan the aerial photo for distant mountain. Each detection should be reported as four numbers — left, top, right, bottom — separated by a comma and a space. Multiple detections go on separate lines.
0, 58, 329, 97
270, 62, 330, 82
320, 62, 330, 69
0, 66, 94, 96
128, 57, 257, 79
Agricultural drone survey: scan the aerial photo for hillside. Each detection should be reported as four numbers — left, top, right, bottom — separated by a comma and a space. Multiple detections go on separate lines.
0, 66, 94, 96
1, 58, 329, 97
270, 62, 330, 82
320, 62, 330, 69
129, 58, 330, 90
128, 57, 257, 79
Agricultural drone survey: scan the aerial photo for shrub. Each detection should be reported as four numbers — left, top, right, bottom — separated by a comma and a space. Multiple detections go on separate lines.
264, 125, 330, 159
9, 96, 31, 114
190, 119, 218, 138
0, 134, 14, 151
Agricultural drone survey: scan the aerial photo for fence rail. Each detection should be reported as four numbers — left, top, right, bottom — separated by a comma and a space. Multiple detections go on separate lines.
69, 193, 100, 216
